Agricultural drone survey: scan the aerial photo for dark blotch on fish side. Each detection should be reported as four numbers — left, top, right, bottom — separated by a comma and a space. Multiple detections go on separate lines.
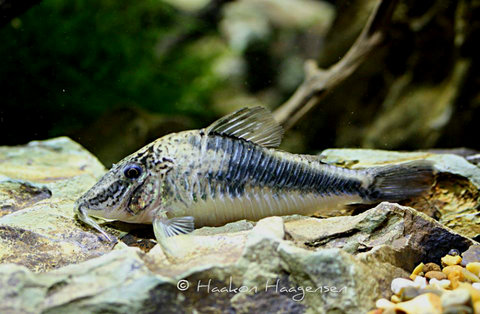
205, 135, 366, 198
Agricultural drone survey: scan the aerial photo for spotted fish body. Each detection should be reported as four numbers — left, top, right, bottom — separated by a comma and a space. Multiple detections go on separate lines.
162, 131, 367, 227
75, 107, 434, 252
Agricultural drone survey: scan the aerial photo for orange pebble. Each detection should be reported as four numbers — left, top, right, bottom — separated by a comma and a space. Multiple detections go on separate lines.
425, 271, 447, 280
448, 270, 462, 289
443, 265, 465, 277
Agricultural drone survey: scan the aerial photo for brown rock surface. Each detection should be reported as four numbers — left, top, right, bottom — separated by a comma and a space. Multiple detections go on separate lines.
0, 137, 116, 272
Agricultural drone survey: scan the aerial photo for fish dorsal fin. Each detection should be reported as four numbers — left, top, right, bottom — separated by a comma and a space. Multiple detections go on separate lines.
205, 106, 283, 148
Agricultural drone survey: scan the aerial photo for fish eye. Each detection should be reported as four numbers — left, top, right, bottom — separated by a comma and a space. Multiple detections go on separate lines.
123, 164, 142, 179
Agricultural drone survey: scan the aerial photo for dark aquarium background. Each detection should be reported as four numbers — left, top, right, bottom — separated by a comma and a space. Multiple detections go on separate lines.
1, 0, 479, 166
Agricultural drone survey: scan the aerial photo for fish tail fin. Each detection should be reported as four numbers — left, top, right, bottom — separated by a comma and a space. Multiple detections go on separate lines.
363, 160, 435, 203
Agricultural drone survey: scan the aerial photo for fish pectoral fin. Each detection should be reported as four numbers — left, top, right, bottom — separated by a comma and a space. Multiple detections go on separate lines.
205, 106, 283, 148
153, 215, 195, 259
158, 216, 195, 238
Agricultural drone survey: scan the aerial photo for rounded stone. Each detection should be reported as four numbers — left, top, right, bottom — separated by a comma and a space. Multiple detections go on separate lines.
462, 246, 480, 267
443, 305, 473, 314
391, 278, 416, 295
413, 275, 427, 288
400, 286, 422, 301
443, 265, 465, 277
462, 268, 480, 283
448, 271, 463, 289
441, 289, 472, 308
467, 262, 480, 277
442, 254, 463, 267
457, 282, 480, 303
376, 298, 395, 310
425, 271, 447, 281
391, 295, 401, 303
474, 301, 480, 314
395, 293, 442, 314
449, 249, 461, 257
424, 262, 442, 273
429, 278, 452, 289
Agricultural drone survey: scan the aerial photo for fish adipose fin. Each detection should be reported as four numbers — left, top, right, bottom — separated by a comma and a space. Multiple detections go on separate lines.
364, 160, 435, 203
206, 106, 284, 148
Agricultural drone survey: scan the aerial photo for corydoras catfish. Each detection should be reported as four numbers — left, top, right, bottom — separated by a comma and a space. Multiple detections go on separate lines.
75, 107, 434, 255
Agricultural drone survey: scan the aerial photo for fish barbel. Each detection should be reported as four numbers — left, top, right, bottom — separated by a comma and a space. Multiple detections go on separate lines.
75, 107, 434, 254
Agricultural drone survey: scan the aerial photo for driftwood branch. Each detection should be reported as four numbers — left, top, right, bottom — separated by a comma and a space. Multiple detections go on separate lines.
273, 0, 400, 131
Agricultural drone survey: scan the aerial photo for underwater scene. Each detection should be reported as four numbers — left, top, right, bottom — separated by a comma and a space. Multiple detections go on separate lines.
1, 0, 480, 313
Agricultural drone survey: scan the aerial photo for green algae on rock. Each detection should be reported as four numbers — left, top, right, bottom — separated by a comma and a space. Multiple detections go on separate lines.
0, 217, 383, 313
0, 137, 116, 272
1, 203, 477, 313
0, 178, 52, 217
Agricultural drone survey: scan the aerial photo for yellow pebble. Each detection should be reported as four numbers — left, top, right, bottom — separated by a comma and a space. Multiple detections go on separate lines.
442, 254, 462, 267
410, 262, 424, 280
443, 265, 465, 277
467, 262, 480, 277
391, 295, 401, 303
463, 268, 480, 283
458, 282, 480, 303
473, 300, 480, 314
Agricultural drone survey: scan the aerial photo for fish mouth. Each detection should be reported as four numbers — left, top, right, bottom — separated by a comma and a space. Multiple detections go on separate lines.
74, 203, 114, 242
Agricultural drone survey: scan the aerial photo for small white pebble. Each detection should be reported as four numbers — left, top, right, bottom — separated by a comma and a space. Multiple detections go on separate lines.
413, 275, 427, 288
428, 278, 451, 289
436, 279, 451, 289
429, 278, 440, 285
376, 298, 395, 309
391, 278, 415, 294
473, 283, 480, 290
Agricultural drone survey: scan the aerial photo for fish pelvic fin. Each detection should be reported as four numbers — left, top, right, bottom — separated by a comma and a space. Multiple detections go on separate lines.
205, 106, 283, 148
363, 160, 435, 202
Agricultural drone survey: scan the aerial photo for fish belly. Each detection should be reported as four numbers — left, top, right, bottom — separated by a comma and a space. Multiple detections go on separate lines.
179, 187, 363, 227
